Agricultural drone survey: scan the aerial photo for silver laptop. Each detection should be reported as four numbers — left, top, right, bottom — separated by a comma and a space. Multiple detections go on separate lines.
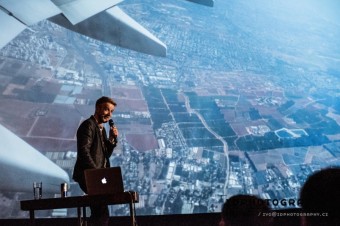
84, 167, 124, 195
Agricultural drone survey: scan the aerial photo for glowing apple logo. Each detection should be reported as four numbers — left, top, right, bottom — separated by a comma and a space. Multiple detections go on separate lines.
101, 177, 107, 184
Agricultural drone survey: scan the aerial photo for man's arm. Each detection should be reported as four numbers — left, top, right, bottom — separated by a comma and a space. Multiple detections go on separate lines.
77, 120, 97, 169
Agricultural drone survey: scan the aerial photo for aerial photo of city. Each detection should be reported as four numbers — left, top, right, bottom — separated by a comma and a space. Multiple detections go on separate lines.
0, 0, 340, 218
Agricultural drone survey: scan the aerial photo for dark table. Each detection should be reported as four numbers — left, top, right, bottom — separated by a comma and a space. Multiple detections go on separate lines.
20, 191, 139, 226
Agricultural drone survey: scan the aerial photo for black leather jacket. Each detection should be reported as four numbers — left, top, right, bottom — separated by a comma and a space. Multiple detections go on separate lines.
73, 116, 116, 184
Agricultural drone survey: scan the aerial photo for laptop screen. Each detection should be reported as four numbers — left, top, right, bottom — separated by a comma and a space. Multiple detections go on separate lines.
84, 167, 124, 195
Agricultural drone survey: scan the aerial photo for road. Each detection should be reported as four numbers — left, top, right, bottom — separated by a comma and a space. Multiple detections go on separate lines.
182, 92, 230, 195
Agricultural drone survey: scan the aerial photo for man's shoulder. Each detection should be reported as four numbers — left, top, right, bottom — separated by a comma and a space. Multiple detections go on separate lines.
79, 116, 96, 129
83, 116, 95, 123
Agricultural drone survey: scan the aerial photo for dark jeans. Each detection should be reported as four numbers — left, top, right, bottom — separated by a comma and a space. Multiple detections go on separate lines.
77, 180, 109, 226
88, 205, 109, 226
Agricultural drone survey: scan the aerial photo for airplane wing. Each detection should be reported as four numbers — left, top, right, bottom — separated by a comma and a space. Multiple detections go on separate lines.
0, 124, 69, 194
49, 6, 167, 57
186, 0, 214, 7
0, 0, 167, 57
0, 9, 26, 50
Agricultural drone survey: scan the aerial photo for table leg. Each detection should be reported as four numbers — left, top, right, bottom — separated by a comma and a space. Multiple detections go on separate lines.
82, 206, 87, 226
29, 210, 35, 226
77, 207, 82, 226
129, 203, 135, 226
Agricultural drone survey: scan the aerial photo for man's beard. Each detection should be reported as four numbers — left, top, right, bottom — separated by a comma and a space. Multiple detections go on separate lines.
99, 114, 111, 123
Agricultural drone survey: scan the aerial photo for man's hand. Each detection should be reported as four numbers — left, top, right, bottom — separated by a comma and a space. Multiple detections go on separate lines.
109, 126, 118, 144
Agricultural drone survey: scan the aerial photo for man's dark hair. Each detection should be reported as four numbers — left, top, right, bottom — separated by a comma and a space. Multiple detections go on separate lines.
300, 167, 340, 226
221, 194, 272, 226
95, 96, 117, 108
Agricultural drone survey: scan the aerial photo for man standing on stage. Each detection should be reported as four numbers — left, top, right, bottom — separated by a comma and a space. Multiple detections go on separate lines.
73, 96, 118, 226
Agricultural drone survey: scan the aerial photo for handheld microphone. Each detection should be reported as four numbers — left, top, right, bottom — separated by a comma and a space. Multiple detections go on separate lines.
109, 119, 118, 144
